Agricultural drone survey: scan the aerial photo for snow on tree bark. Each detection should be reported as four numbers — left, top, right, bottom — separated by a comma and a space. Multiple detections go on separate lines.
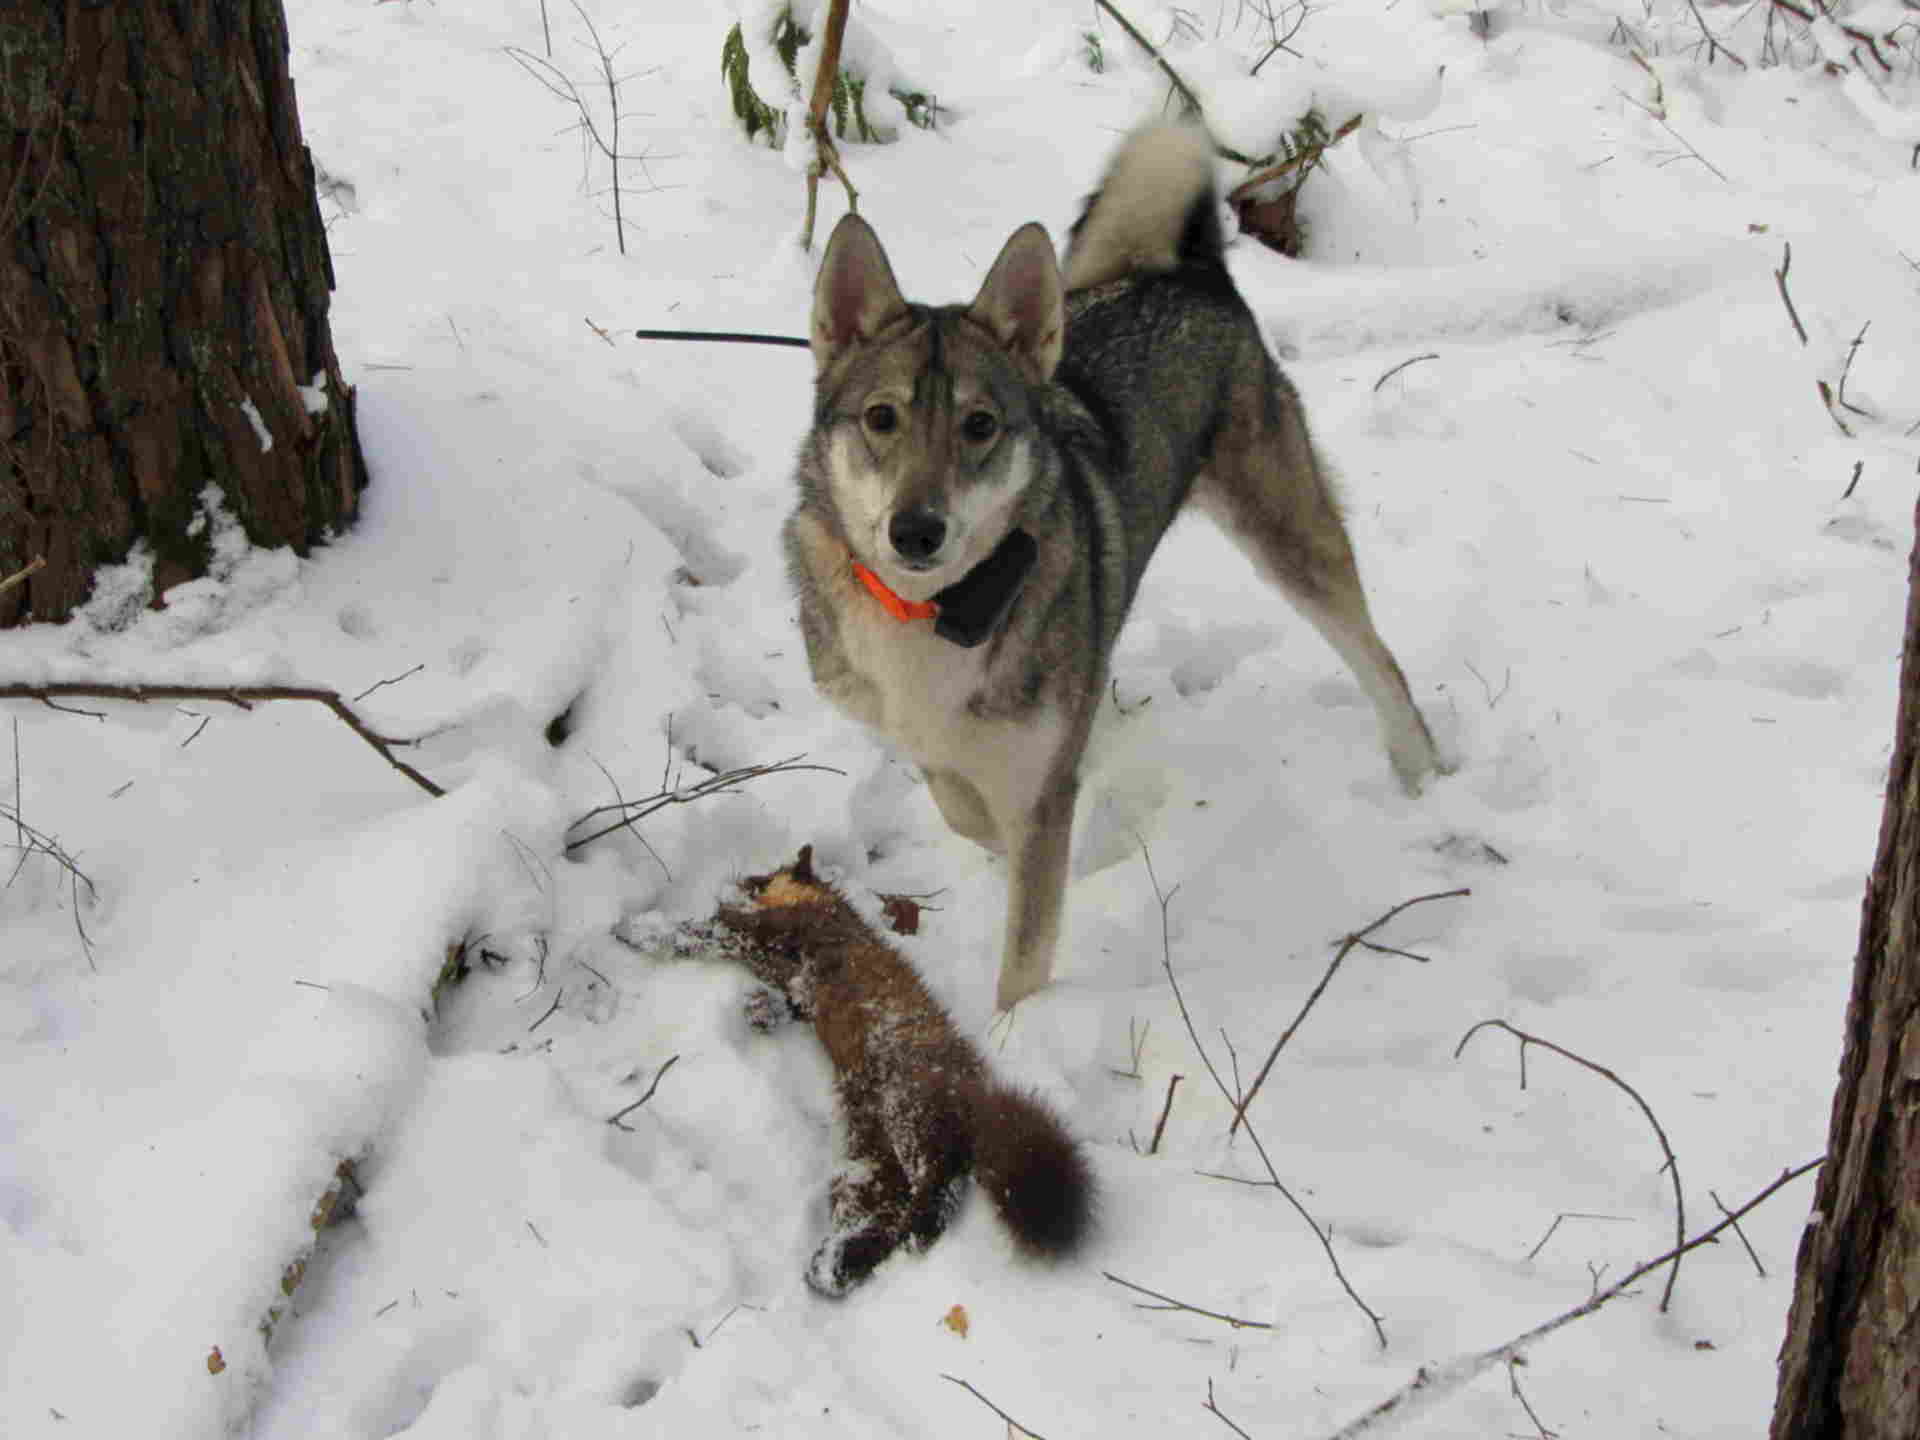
0, 0, 365, 626
1770, 495, 1920, 1439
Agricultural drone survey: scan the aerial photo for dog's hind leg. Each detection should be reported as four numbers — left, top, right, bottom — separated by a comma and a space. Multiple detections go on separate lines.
1196, 360, 1443, 793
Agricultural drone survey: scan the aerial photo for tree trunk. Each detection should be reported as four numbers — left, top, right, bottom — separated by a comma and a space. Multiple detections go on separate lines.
1770, 495, 1920, 1438
0, 0, 365, 627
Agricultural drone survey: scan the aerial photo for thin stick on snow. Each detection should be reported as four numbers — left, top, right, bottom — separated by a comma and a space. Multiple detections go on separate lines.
1773, 241, 1810, 346
608, 1053, 681, 1131
1507, 1356, 1558, 1439
1313, 1160, 1822, 1440
941, 1373, 1053, 1440
1147, 1072, 1184, 1155
1836, 321, 1872, 416
565, 754, 844, 854
1709, 1188, 1768, 1276
1372, 352, 1439, 392
1229, 887, 1469, 1137
1684, 0, 1749, 67
0, 682, 444, 796
1455, 1019, 1687, 1312
1142, 843, 1390, 1348
1524, 1210, 1632, 1263
1104, 1271, 1274, 1329
1205, 1378, 1258, 1440
634, 327, 809, 348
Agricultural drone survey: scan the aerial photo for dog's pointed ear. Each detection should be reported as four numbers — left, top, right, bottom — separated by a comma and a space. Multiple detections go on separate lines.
967, 222, 1063, 382
812, 215, 909, 373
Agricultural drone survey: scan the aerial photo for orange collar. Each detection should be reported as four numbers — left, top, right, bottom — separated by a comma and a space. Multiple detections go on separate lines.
850, 561, 940, 623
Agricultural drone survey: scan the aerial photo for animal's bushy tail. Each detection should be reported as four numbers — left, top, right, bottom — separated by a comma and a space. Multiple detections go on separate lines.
1062, 121, 1222, 293
968, 1082, 1095, 1258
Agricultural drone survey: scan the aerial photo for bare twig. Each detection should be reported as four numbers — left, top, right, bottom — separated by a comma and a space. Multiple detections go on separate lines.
1230, 887, 1470, 1137
1206, 1377, 1258, 1440
633, 328, 809, 348
1507, 1356, 1558, 1439
1816, 379, 1855, 437
1685, 0, 1749, 67
0, 683, 443, 796
1525, 1211, 1632, 1263
1105, 1271, 1273, 1329
1249, 0, 1314, 75
608, 1053, 681, 1130
351, 663, 425, 704
527, 989, 565, 1033
1316, 1160, 1822, 1440
1147, 1073, 1184, 1155
1836, 321, 1872, 416
1709, 1188, 1767, 1276
1373, 352, 1440, 392
1143, 845, 1390, 1347
2, 799, 97, 968
0, 554, 46, 597
586, 755, 669, 880
941, 1374, 1051, 1440
565, 754, 843, 853
1455, 1019, 1686, 1311
1094, 0, 1204, 117
1774, 242, 1809, 346
1842, 460, 1864, 500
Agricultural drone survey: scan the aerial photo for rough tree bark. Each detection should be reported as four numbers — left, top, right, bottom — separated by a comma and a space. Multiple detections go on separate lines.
0, 0, 365, 627
1770, 495, 1920, 1438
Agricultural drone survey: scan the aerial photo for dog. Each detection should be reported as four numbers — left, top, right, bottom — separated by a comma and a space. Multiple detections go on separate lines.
783, 122, 1442, 1011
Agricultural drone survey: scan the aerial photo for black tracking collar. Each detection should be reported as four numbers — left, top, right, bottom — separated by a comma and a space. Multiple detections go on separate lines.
932, 529, 1038, 648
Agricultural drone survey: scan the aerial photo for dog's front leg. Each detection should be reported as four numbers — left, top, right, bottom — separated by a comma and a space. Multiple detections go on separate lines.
995, 775, 1078, 1011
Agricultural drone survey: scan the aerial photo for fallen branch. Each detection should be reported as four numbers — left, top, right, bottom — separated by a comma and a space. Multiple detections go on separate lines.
1455, 1019, 1686, 1311
1093, 0, 1204, 119
1316, 1159, 1822, 1440
941, 1373, 1052, 1440
564, 753, 844, 854
0, 682, 444, 797
1230, 886, 1469, 1137
1372, 352, 1440, 393
1147, 1072, 1184, 1155
608, 1053, 680, 1131
1105, 1270, 1273, 1329
1142, 845, 1389, 1348
1206, 1377, 1258, 1440
1774, 241, 1809, 346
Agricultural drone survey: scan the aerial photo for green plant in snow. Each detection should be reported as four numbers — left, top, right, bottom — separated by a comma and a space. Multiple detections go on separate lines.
719, 7, 940, 150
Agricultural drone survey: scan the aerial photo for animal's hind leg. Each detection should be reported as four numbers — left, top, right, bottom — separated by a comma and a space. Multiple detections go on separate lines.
1195, 360, 1442, 793
807, 1105, 916, 1297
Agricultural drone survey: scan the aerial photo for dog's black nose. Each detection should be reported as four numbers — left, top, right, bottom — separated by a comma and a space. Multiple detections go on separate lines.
888, 508, 947, 563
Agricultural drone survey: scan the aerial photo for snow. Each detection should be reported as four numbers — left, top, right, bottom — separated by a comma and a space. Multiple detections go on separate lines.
3, 1, 1915, 1436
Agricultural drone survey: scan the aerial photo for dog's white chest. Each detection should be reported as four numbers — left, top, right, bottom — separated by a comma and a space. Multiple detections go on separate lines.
835, 605, 1064, 829
840, 607, 987, 763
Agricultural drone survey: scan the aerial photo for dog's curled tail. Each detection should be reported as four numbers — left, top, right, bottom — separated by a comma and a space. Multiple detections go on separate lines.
968, 1081, 1095, 1258
1062, 121, 1222, 293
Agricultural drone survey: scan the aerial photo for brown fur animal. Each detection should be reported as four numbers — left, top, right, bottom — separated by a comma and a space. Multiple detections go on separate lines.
694, 847, 1094, 1296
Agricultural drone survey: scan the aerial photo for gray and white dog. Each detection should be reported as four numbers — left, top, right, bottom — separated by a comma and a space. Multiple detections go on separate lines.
784, 122, 1442, 1011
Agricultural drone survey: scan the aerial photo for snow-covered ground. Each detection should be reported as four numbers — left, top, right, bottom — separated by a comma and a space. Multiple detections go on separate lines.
5, 1, 1917, 1435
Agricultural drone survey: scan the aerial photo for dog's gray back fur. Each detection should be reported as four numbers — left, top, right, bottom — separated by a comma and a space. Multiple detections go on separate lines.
786, 122, 1440, 1010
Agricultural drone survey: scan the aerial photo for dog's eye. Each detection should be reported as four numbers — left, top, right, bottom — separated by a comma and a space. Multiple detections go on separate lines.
961, 411, 999, 443
864, 403, 898, 435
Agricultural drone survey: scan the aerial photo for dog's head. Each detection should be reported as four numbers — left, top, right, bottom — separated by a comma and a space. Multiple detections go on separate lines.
807, 214, 1063, 601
